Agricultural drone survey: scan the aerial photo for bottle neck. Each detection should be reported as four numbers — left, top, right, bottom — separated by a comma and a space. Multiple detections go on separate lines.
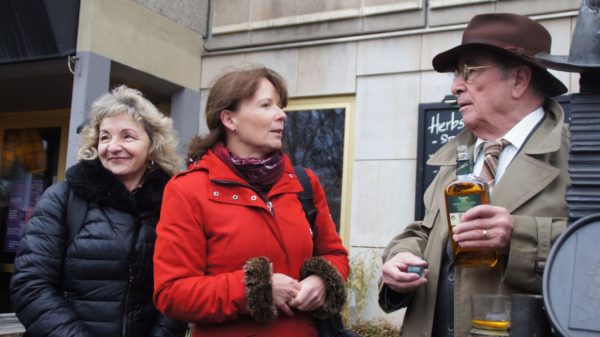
456, 159, 473, 176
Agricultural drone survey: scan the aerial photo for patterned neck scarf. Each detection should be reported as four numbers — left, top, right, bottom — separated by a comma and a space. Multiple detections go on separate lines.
213, 142, 284, 193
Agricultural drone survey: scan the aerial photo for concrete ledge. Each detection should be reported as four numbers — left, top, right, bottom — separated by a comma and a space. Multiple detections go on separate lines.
429, 0, 495, 10
0, 313, 24, 337
212, 1, 423, 35
77, 0, 202, 90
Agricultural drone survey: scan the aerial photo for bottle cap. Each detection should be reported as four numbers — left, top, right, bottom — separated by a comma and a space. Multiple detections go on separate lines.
456, 145, 469, 161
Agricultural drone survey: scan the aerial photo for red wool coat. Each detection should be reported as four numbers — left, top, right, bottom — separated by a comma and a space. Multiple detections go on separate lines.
153, 150, 349, 337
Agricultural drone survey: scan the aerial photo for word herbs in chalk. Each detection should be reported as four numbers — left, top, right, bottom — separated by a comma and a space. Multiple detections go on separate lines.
427, 111, 464, 145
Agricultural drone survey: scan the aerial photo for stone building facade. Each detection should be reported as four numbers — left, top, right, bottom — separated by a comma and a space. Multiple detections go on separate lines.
0, 0, 582, 332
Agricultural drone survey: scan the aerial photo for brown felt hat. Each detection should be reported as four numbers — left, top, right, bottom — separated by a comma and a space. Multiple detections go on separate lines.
432, 13, 567, 97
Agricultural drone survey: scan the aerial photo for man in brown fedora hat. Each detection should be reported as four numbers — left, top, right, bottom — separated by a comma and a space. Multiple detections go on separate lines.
379, 13, 570, 337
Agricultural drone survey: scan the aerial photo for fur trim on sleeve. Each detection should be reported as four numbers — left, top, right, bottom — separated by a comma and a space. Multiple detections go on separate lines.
244, 256, 277, 322
300, 257, 347, 319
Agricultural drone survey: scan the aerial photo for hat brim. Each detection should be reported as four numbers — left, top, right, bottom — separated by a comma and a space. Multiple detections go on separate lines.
536, 52, 600, 73
433, 43, 568, 97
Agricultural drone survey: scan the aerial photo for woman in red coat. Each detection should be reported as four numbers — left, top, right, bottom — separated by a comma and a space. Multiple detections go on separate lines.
153, 67, 350, 337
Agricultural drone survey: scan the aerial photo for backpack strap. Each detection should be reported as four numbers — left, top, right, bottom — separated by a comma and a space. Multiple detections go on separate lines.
293, 165, 317, 236
293, 167, 356, 336
66, 188, 88, 246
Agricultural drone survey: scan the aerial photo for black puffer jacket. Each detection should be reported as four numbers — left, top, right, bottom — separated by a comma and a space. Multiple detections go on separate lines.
10, 159, 186, 337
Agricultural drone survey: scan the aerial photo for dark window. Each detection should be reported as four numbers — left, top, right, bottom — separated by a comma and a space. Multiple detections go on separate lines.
283, 108, 345, 230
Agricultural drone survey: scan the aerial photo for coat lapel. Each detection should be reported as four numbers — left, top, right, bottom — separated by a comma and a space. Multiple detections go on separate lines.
491, 156, 560, 212
492, 100, 564, 212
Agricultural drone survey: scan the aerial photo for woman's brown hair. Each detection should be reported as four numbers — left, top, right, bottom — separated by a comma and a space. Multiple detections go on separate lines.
186, 67, 288, 162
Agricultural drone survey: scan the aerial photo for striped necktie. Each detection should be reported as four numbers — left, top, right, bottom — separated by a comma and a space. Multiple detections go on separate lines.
481, 139, 509, 188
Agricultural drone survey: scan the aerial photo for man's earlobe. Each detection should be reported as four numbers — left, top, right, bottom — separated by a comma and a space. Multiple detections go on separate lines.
511, 66, 532, 97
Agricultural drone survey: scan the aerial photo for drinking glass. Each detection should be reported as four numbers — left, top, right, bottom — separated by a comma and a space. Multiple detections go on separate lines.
471, 294, 511, 331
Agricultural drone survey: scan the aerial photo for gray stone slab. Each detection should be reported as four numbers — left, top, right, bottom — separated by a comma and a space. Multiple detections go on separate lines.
362, 9, 425, 33
0, 313, 24, 336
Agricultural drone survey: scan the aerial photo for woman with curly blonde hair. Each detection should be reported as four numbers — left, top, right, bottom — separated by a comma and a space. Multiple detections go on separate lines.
11, 85, 186, 337
78, 85, 180, 177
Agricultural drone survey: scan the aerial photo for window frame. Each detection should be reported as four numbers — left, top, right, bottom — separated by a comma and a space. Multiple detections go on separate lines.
0, 109, 69, 274
0, 109, 70, 182
285, 96, 355, 247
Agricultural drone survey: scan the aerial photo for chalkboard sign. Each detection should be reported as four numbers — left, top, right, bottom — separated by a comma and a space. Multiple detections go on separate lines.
414, 95, 572, 220
414, 101, 463, 220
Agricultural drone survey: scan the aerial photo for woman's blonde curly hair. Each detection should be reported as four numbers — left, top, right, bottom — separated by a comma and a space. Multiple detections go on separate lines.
77, 85, 181, 176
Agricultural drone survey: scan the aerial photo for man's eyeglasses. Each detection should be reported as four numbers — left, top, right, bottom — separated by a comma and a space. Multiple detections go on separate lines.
453, 64, 496, 82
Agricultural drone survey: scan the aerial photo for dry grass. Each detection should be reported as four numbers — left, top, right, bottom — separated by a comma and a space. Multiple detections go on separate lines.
350, 320, 401, 337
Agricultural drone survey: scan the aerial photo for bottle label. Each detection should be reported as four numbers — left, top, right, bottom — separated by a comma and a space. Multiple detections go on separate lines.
457, 160, 471, 175
447, 194, 481, 227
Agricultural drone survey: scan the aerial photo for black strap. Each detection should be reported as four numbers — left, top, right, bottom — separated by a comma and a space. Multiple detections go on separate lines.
293, 167, 359, 337
293, 165, 317, 234
66, 188, 88, 246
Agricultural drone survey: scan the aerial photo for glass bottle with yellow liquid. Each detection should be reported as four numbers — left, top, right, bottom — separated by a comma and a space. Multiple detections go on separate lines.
444, 145, 498, 267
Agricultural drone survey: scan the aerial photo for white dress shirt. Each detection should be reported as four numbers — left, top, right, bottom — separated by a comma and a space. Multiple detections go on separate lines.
473, 107, 545, 184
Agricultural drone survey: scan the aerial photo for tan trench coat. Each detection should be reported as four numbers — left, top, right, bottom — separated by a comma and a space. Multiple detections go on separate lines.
380, 99, 570, 337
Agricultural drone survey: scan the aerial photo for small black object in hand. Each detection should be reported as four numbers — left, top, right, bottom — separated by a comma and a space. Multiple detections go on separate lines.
407, 265, 424, 277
